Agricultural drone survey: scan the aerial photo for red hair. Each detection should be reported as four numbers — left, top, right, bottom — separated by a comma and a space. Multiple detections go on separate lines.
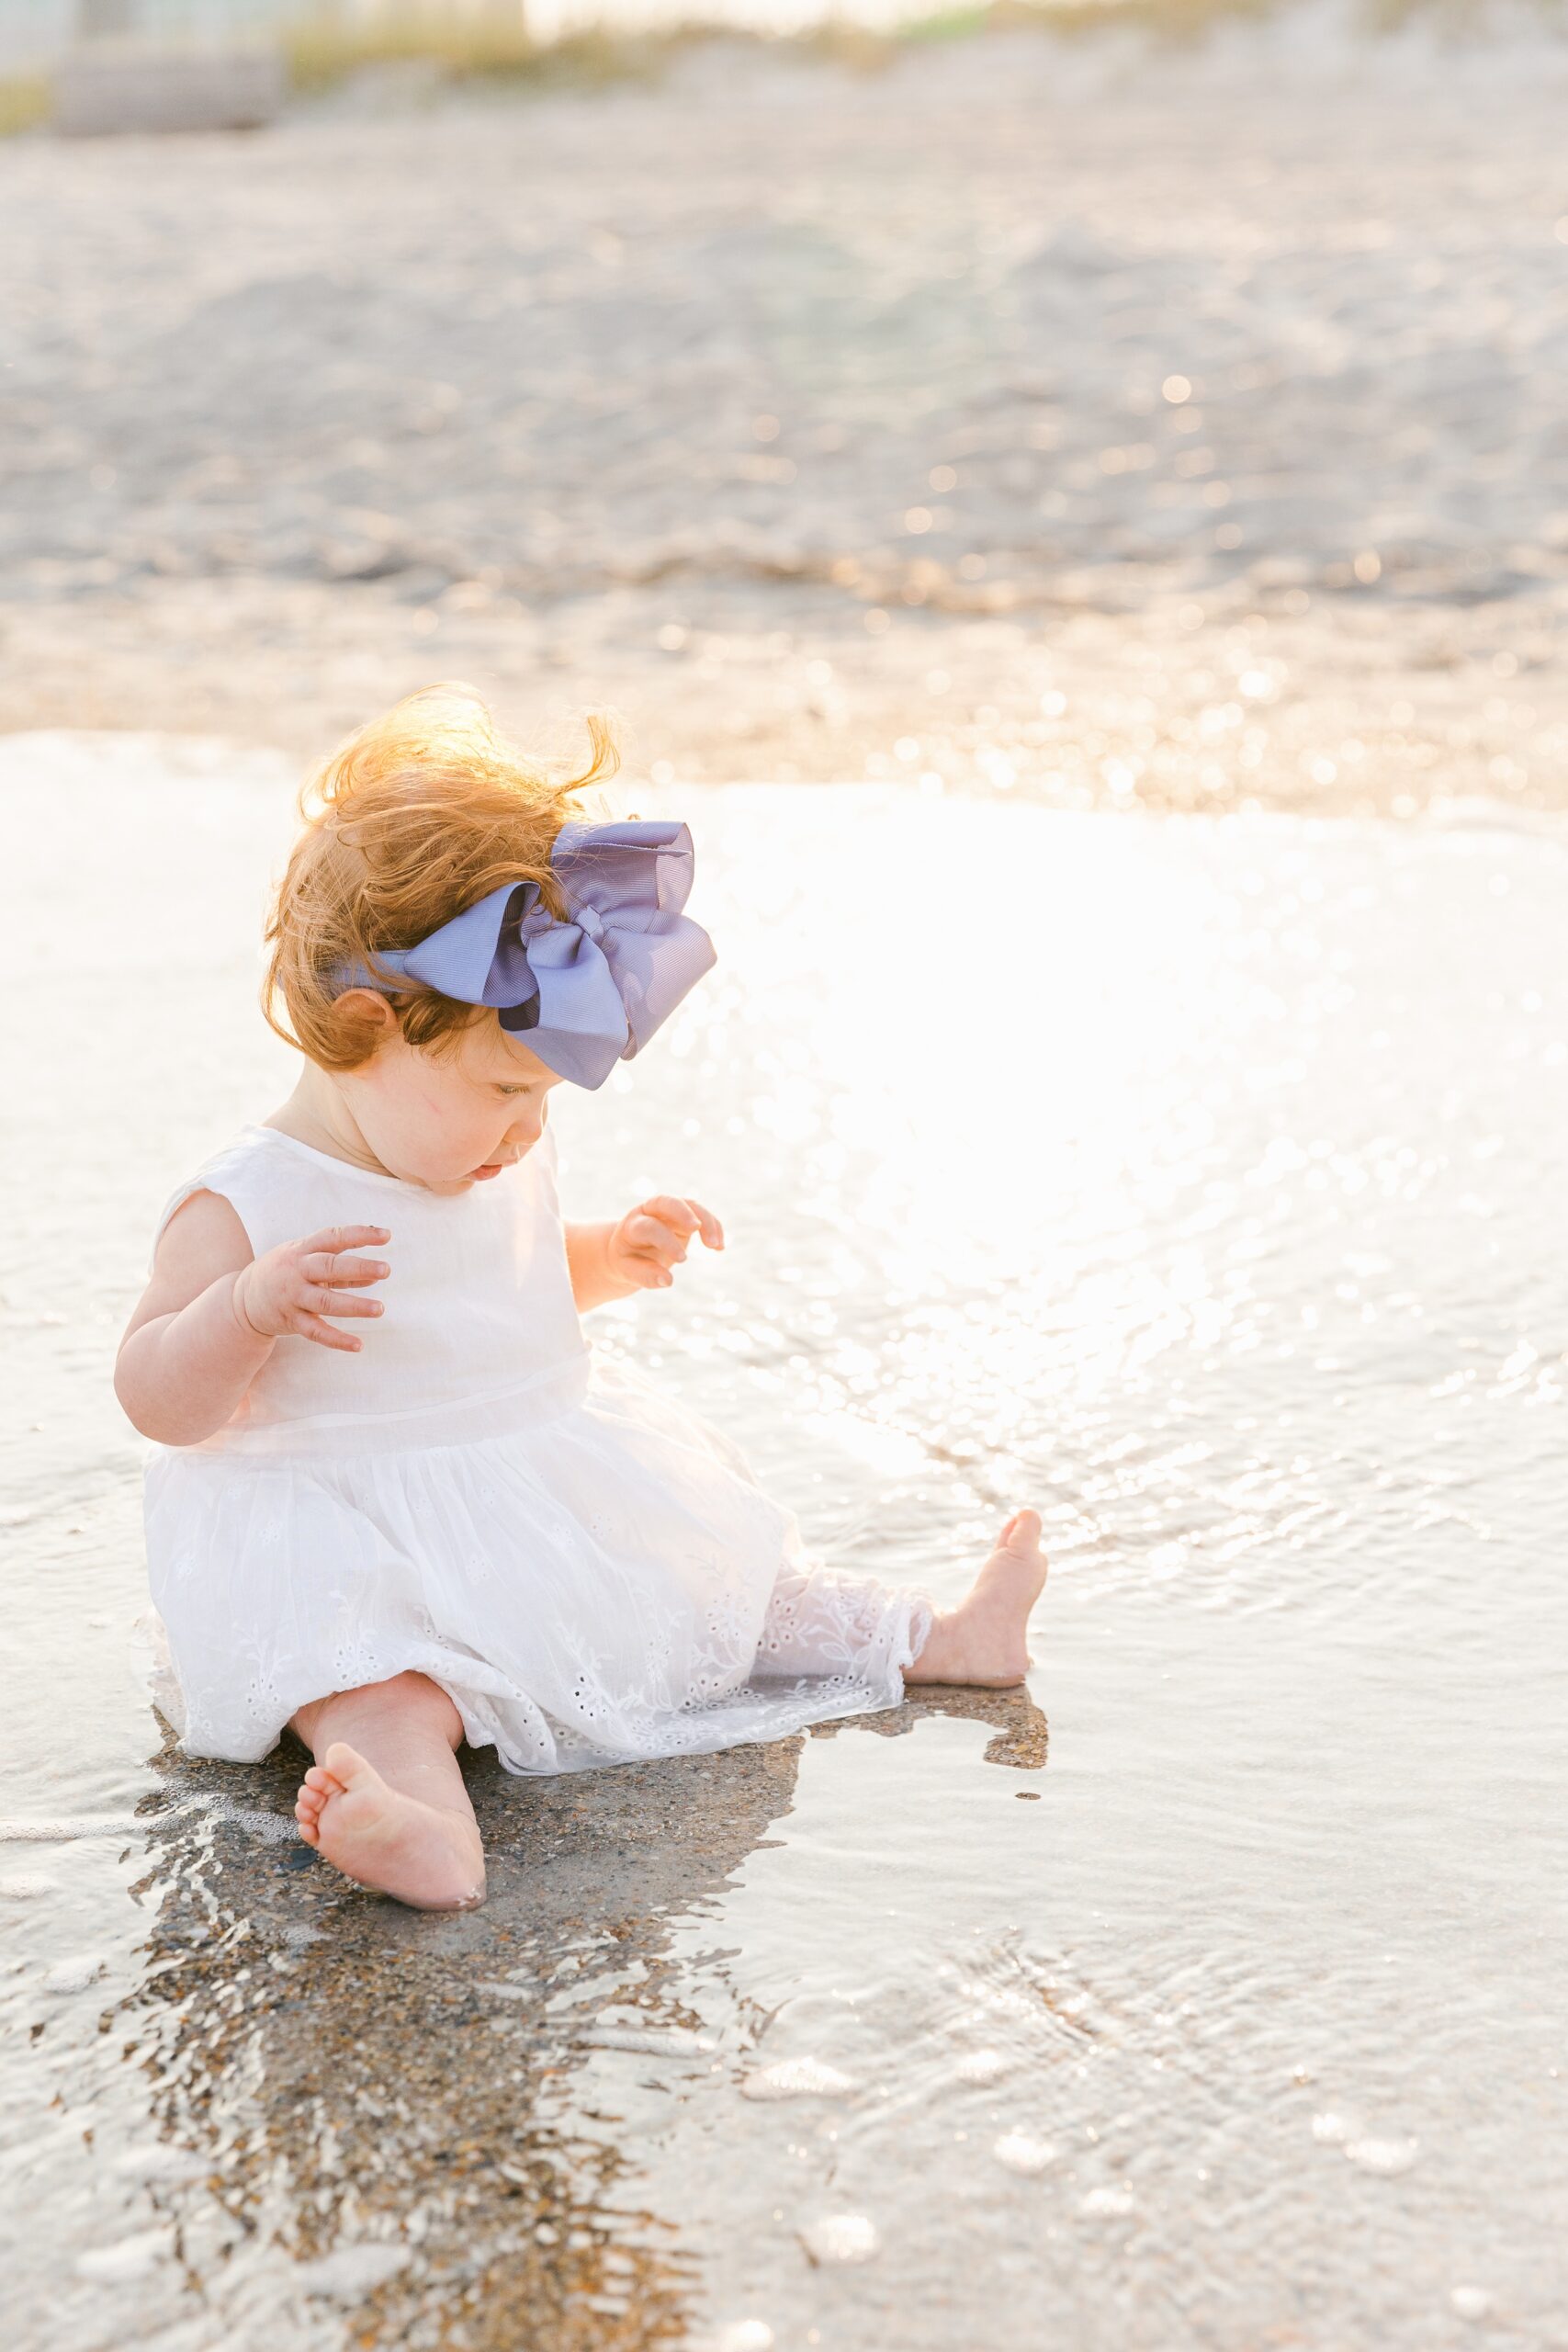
265, 684, 620, 1070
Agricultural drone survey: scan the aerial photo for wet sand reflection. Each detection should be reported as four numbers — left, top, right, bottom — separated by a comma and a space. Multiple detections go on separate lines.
123, 1688, 1045, 2346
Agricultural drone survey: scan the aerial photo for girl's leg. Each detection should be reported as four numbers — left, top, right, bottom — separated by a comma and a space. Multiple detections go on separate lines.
289, 1670, 486, 1910
756, 1508, 1047, 1692
904, 1508, 1048, 1688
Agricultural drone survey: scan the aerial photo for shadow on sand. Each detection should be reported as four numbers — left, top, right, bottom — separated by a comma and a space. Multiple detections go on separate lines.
119, 1683, 1046, 2347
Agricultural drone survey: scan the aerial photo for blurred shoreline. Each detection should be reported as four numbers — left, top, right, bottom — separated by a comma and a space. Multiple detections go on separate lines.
5, 18, 1567, 811
10, 578, 1562, 820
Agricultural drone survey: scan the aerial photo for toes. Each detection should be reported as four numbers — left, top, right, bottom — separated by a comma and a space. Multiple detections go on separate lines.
322, 1740, 374, 1790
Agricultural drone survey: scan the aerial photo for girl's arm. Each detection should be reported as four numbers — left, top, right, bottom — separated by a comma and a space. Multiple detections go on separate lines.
564, 1196, 724, 1314
115, 1194, 390, 1446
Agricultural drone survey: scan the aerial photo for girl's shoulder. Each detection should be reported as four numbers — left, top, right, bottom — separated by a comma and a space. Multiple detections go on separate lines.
149, 1125, 401, 1276
147, 1122, 558, 1281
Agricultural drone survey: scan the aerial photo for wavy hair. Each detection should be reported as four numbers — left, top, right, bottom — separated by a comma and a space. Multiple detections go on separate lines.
264, 684, 620, 1070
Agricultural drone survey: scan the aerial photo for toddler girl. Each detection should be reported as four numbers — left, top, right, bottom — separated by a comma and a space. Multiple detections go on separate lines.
116, 688, 1046, 1911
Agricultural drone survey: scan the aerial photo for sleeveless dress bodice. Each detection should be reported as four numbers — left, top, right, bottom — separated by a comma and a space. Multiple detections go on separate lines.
164, 1123, 592, 1458
141, 1120, 930, 1774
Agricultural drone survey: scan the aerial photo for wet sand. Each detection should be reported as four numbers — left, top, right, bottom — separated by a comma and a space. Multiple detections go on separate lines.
87, 1690, 1043, 2352
4, 28, 1568, 810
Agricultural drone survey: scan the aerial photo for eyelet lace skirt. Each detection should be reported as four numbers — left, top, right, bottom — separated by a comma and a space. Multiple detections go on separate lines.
144, 1349, 932, 1774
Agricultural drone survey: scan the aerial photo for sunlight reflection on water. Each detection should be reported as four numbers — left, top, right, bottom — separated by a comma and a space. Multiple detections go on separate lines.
2, 741, 1565, 2348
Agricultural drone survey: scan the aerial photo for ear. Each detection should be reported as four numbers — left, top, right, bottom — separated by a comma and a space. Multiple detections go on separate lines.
334, 987, 399, 1035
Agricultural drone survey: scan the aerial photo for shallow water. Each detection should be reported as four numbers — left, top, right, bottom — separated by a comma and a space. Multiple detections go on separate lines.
3, 736, 1566, 2348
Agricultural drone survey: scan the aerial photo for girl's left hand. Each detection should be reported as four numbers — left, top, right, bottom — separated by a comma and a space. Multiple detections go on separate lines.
607, 1195, 725, 1291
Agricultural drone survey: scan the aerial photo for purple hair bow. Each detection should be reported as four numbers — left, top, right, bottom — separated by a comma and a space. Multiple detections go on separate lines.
345, 818, 716, 1090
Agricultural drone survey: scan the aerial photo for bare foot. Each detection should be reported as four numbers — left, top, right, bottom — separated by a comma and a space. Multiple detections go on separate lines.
294, 1741, 487, 1909
905, 1509, 1048, 1689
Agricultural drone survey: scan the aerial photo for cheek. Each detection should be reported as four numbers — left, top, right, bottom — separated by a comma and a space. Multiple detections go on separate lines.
412, 1075, 468, 1135
385, 1071, 488, 1161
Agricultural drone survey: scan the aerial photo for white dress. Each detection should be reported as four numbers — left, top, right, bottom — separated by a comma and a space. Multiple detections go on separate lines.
142, 1121, 932, 1772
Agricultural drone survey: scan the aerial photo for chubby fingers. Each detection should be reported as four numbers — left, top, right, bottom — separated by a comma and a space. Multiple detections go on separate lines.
297, 1310, 366, 1353
616, 1218, 675, 1284
299, 1225, 391, 1256
299, 1248, 389, 1291
615, 1198, 723, 1291
629, 1196, 725, 1259
296, 1228, 390, 1335
296, 1262, 387, 1329
687, 1199, 724, 1250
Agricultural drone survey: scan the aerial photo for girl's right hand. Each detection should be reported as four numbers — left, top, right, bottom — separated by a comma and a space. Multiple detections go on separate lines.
231, 1226, 391, 1354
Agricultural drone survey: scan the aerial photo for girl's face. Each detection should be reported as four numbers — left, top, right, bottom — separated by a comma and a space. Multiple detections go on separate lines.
334, 1001, 567, 1193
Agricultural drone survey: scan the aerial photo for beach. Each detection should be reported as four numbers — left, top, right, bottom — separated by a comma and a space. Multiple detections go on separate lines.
5, 22, 1568, 809
6, 20, 1568, 2350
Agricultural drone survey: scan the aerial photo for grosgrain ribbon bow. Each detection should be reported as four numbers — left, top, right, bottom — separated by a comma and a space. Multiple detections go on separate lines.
346, 818, 716, 1090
